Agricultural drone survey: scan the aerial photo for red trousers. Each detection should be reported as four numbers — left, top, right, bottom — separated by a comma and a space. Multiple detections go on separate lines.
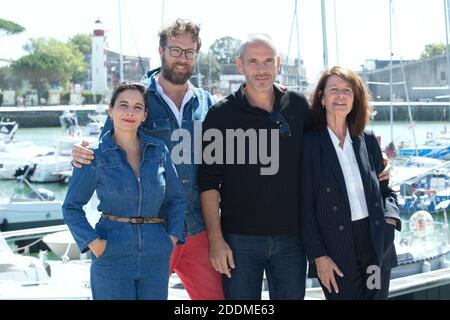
170, 231, 224, 300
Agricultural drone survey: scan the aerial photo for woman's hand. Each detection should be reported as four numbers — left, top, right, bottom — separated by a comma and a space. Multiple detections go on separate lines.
89, 238, 107, 258
315, 255, 344, 294
72, 140, 94, 167
378, 152, 391, 181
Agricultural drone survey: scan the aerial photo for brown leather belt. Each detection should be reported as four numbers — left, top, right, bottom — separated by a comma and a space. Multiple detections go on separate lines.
102, 213, 165, 224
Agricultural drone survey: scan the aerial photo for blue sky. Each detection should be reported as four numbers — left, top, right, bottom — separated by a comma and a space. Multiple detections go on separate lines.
0, 0, 446, 82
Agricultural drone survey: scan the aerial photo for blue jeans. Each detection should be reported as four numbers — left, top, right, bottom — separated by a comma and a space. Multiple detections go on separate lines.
222, 234, 306, 300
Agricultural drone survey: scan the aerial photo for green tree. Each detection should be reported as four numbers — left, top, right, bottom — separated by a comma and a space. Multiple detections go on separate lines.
209, 36, 241, 65
11, 38, 87, 96
0, 18, 25, 36
420, 43, 447, 59
69, 33, 92, 57
0, 66, 21, 89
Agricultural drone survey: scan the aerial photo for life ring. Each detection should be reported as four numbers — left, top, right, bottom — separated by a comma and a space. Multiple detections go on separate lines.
409, 210, 434, 235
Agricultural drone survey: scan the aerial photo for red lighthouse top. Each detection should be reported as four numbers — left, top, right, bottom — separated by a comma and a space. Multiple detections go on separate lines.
93, 19, 105, 37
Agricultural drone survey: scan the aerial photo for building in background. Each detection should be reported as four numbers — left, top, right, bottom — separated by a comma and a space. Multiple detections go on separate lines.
0, 58, 12, 69
359, 55, 448, 102
106, 50, 150, 85
278, 54, 307, 92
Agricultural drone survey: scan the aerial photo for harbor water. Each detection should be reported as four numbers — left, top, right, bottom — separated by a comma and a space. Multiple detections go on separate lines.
1, 120, 449, 224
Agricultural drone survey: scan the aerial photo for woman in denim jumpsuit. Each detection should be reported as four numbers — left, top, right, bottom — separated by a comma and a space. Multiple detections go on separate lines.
63, 83, 185, 300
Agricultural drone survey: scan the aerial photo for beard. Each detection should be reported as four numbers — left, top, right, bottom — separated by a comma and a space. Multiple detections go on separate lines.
161, 55, 194, 85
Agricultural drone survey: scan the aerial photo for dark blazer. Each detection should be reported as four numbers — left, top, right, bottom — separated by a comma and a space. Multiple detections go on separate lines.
300, 129, 401, 279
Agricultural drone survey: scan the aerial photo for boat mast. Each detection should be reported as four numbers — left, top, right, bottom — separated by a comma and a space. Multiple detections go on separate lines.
391, 1, 417, 151
286, 0, 303, 91
333, 0, 339, 65
321, 0, 328, 68
161, 0, 165, 28
389, 0, 394, 144
295, 0, 302, 91
445, 0, 450, 119
118, 0, 124, 82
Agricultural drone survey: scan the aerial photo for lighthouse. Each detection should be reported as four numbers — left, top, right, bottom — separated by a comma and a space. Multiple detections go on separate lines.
91, 19, 107, 94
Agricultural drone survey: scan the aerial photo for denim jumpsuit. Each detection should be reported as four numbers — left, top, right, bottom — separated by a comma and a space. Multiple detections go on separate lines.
102, 68, 213, 239
63, 130, 185, 300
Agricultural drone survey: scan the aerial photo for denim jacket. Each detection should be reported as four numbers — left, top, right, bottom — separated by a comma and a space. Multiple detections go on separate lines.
63, 129, 186, 253
101, 68, 214, 237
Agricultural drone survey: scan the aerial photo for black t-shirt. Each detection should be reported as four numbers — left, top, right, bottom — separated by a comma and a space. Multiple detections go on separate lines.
198, 84, 312, 236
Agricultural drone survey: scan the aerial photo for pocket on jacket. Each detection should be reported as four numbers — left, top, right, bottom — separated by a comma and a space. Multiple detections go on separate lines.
94, 159, 122, 169
149, 119, 172, 132
144, 119, 173, 147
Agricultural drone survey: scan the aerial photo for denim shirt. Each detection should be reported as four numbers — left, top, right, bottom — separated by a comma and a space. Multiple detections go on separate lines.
101, 68, 214, 237
63, 129, 186, 253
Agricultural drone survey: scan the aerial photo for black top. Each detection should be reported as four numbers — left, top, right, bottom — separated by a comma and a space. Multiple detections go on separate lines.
198, 84, 312, 236
300, 129, 400, 278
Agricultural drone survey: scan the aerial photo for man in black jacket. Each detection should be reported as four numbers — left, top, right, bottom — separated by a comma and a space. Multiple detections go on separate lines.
199, 34, 311, 300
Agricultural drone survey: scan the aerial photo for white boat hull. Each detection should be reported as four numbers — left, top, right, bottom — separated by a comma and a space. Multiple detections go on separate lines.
0, 200, 63, 231
43, 230, 81, 260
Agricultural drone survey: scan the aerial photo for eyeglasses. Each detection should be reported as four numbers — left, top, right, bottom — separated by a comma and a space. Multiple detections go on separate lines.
164, 46, 198, 60
269, 111, 291, 138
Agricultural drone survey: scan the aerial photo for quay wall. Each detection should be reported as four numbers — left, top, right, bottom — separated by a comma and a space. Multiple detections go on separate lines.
0, 105, 108, 128
372, 103, 450, 122
1, 103, 450, 127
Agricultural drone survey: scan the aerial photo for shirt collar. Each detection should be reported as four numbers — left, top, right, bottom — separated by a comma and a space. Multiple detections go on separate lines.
154, 78, 194, 114
327, 126, 353, 147
236, 83, 285, 111
146, 69, 198, 98
155, 76, 194, 100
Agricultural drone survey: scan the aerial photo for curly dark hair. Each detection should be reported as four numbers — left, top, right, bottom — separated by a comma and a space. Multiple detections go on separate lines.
310, 66, 372, 136
159, 18, 201, 51
110, 82, 148, 111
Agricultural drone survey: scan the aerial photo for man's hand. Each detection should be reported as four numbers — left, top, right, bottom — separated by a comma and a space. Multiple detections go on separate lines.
72, 140, 94, 168
315, 255, 344, 294
378, 152, 391, 182
209, 236, 235, 278
385, 218, 397, 226
169, 235, 177, 248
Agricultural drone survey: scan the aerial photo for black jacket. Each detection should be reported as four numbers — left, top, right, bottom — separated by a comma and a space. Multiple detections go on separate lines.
301, 129, 400, 278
